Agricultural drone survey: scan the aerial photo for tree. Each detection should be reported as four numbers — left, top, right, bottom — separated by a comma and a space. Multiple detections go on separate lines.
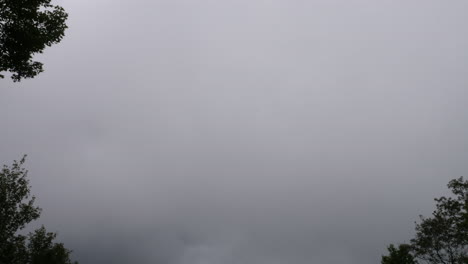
382, 177, 468, 264
28, 227, 76, 264
0, 0, 68, 81
381, 244, 417, 264
410, 177, 468, 264
0, 156, 77, 264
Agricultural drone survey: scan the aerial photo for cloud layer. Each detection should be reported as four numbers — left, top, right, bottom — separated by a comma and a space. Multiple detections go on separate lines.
1, 0, 468, 263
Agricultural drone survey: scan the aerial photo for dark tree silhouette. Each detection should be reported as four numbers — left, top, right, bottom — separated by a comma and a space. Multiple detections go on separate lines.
0, 156, 77, 264
410, 177, 468, 264
382, 177, 468, 264
381, 244, 417, 264
0, 0, 67, 81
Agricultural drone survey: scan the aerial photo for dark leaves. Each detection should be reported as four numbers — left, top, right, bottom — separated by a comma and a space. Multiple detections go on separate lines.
0, 0, 67, 81
384, 177, 468, 264
381, 244, 418, 264
0, 157, 78, 264
410, 177, 468, 264
0, 155, 41, 238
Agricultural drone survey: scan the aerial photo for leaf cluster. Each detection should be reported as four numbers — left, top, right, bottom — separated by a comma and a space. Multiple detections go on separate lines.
382, 177, 468, 264
0, 156, 77, 264
381, 244, 417, 264
0, 0, 67, 81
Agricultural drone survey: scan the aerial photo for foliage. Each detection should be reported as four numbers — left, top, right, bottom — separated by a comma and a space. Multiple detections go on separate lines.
28, 227, 77, 264
411, 177, 468, 264
382, 177, 468, 264
0, 156, 77, 264
381, 244, 417, 264
0, 0, 68, 81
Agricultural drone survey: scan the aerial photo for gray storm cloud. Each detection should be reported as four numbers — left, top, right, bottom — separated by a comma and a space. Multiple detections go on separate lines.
1, 0, 468, 263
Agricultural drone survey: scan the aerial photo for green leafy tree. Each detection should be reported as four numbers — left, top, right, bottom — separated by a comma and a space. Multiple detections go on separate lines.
381, 244, 417, 264
410, 177, 468, 264
0, 156, 77, 264
382, 177, 468, 264
28, 227, 76, 264
0, 0, 68, 81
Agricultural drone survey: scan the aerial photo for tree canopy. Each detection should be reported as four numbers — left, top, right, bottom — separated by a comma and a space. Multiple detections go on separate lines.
382, 177, 468, 264
0, 0, 67, 81
381, 244, 417, 264
0, 156, 77, 264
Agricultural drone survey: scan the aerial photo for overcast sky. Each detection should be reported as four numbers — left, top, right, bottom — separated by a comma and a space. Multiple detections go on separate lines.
1, 0, 468, 263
